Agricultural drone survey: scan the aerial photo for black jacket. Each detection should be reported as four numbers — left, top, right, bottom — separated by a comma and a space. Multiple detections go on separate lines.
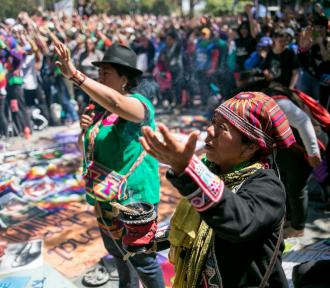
167, 168, 289, 288
298, 43, 329, 80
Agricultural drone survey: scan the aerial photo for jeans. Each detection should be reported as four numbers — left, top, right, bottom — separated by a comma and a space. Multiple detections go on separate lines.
0, 92, 8, 136
217, 69, 236, 100
99, 205, 165, 288
24, 86, 50, 121
7, 84, 32, 134
169, 69, 184, 105
296, 69, 320, 101
195, 70, 212, 106
55, 76, 79, 122
277, 148, 312, 230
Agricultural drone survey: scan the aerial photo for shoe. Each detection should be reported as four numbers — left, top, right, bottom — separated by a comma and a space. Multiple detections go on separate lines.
283, 226, 304, 239
82, 260, 110, 287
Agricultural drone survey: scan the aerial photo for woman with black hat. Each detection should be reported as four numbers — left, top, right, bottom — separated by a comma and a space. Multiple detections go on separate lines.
54, 41, 165, 288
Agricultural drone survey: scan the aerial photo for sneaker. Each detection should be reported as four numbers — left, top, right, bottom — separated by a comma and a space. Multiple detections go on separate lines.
82, 260, 110, 287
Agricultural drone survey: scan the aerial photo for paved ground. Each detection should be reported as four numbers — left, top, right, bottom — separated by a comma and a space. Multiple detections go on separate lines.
0, 122, 81, 152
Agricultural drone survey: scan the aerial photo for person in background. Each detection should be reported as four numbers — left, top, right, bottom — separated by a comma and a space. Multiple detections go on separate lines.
85, 0, 96, 18
244, 36, 273, 71
262, 29, 299, 90
0, 39, 8, 137
78, 39, 103, 81
234, 3, 259, 73
22, 40, 50, 124
297, 16, 330, 102
162, 31, 183, 107
194, 27, 219, 106
77, 0, 86, 18
3, 36, 32, 136
77, 38, 103, 108
283, 27, 298, 53
131, 32, 155, 74
153, 51, 173, 108
52, 34, 79, 125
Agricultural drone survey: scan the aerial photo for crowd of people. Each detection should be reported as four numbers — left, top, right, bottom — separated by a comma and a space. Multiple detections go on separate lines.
0, 1, 330, 287
0, 3, 328, 137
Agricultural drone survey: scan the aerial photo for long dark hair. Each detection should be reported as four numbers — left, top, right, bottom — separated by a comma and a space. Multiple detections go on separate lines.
111, 63, 139, 92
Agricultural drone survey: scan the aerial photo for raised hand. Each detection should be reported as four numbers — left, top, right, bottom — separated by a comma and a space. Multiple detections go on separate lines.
298, 26, 313, 51
54, 41, 76, 79
140, 123, 200, 174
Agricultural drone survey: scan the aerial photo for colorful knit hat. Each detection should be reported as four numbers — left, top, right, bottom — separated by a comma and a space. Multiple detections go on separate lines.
215, 92, 295, 153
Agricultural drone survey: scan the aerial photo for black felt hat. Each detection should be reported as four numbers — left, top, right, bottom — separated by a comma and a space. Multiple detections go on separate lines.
92, 43, 143, 77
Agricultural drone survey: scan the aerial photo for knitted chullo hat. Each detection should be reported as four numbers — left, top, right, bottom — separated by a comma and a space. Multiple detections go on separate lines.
215, 92, 296, 154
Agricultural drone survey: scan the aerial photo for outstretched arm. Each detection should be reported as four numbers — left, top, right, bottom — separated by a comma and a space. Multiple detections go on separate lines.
140, 123, 284, 242
54, 41, 146, 123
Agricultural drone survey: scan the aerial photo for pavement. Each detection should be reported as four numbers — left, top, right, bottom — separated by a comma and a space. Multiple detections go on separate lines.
1, 116, 330, 288
0, 122, 81, 153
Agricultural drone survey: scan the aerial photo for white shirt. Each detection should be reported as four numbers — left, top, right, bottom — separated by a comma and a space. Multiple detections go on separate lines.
276, 98, 320, 157
22, 54, 38, 90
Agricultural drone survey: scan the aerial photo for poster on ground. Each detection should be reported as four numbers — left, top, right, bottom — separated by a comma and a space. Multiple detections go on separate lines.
0, 239, 43, 276
0, 193, 47, 228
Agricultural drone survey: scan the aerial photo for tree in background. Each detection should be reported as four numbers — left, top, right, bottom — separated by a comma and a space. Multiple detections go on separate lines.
204, 0, 234, 15
93, 0, 110, 14
106, 0, 173, 15
0, 0, 39, 18
0, 0, 178, 18
0, 0, 320, 18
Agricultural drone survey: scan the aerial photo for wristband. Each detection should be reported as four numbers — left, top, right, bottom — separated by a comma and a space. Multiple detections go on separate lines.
70, 70, 86, 86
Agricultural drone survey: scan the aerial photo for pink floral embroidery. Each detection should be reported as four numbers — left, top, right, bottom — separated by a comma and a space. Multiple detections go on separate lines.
210, 179, 222, 192
102, 114, 119, 126
185, 155, 225, 210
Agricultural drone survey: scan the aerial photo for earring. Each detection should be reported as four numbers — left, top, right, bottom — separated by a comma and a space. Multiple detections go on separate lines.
122, 83, 127, 91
